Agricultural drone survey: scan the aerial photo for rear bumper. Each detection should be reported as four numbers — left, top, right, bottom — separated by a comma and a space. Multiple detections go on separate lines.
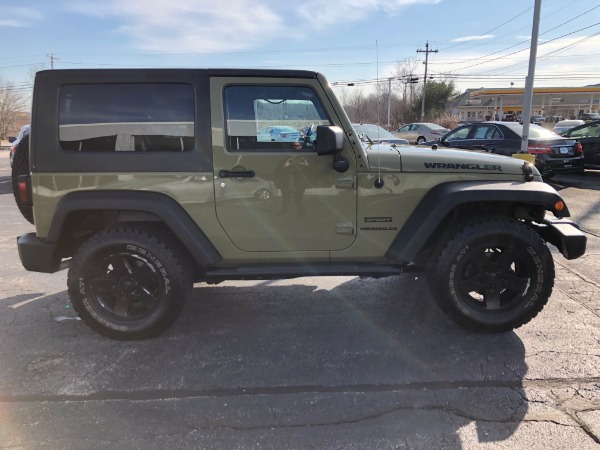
17, 233, 64, 273
531, 217, 587, 260
536, 156, 585, 175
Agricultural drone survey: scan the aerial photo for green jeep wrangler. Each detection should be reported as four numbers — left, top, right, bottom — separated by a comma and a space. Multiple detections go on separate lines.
15, 69, 586, 340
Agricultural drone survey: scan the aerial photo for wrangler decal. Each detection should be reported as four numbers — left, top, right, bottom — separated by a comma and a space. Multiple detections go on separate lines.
423, 162, 503, 171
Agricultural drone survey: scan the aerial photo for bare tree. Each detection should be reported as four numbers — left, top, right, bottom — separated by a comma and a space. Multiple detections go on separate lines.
0, 77, 28, 137
26, 64, 45, 84
343, 89, 368, 124
394, 57, 421, 102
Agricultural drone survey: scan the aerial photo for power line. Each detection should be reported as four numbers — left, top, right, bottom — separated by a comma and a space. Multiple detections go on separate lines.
439, 4, 600, 74
443, 0, 581, 55
438, 5, 533, 52
447, 21, 600, 74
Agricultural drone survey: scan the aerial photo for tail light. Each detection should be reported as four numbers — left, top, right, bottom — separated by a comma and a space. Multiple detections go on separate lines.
576, 142, 583, 154
17, 175, 32, 206
431, 130, 442, 135
528, 144, 553, 154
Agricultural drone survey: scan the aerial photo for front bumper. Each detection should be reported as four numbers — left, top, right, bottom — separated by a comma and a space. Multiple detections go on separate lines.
17, 233, 63, 273
531, 217, 587, 260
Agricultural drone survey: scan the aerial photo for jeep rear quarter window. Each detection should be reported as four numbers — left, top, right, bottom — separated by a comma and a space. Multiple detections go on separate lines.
59, 83, 195, 152
224, 85, 331, 152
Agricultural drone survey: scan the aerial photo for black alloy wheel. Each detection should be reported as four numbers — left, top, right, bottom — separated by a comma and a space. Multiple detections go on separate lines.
67, 227, 193, 339
86, 251, 163, 320
428, 216, 554, 332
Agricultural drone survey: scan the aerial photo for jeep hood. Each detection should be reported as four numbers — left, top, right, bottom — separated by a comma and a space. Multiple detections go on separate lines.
364, 144, 536, 176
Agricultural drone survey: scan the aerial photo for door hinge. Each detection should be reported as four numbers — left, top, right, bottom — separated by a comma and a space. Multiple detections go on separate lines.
336, 222, 355, 235
335, 176, 355, 189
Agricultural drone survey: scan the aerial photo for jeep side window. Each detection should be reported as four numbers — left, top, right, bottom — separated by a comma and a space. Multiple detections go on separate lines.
59, 84, 195, 152
224, 85, 331, 152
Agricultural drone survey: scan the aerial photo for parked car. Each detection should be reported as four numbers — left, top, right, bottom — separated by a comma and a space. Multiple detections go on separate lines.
502, 113, 517, 122
9, 124, 30, 167
394, 122, 450, 144
560, 120, 600, 168
257, 126, 301, 142
530, 115, 545, 125
430, 121, 584, 178
579, 112, 600, 122
353, 124, 408, 145
553, 120, 585, 135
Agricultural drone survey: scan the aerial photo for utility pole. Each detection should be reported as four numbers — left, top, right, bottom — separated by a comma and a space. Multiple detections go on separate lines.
387, 77, 392, 130
408, 75, 418, 103
521, 0, 542, 153
400, 76, 418, 123
47, 54, 58, 69
417, 41, 437, 121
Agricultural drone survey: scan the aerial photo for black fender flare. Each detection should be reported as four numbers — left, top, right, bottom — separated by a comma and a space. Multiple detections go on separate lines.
48, 190, 222, 265
385, 181, 569, 262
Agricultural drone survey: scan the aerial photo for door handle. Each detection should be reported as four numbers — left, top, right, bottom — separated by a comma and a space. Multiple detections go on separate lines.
219, 169, 255, 178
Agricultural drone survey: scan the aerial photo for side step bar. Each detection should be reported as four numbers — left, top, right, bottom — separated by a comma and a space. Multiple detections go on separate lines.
202, 263, 409, 283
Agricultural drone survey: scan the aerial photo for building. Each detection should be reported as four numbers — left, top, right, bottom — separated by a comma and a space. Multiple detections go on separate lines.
450, 85, 600, 122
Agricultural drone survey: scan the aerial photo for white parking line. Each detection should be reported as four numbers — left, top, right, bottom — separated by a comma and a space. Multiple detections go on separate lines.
10, 292, 63, 309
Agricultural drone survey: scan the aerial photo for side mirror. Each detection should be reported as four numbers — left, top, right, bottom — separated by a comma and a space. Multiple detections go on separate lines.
315, 125, 343, 155
8, 136, 16, 143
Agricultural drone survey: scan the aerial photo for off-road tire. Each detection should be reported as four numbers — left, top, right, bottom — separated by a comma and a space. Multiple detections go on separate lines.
11, 134, 34, 224
67, 227, 193, 340
428, 216, 554, 332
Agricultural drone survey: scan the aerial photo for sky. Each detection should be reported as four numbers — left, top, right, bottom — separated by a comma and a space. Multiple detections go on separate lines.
1, 0, 600, 101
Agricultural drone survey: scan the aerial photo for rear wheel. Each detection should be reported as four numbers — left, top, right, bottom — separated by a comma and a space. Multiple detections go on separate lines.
67, 227, 193, 339
11, 134, 34, 224
416, 137, 426, 145
428, 216, 554, 332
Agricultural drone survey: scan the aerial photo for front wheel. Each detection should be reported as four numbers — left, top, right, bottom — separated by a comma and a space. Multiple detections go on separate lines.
67, 227, 193, 339
428, 216, 554, 332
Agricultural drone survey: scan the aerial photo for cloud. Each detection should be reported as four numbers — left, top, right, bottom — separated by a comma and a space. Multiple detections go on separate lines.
297, 0, 442, 28
0, 7, 43, 27
67, 0, 286, 52
452, 35, 495, 43
67, 0, 443, 52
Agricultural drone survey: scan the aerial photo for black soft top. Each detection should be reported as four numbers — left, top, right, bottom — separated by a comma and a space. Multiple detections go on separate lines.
36, 68, 320, 80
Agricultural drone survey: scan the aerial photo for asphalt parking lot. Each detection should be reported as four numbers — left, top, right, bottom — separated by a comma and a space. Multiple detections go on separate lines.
0, 149, 599, 449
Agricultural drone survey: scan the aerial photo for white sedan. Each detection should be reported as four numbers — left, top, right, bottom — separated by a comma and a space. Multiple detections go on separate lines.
394, 122, 450, 144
